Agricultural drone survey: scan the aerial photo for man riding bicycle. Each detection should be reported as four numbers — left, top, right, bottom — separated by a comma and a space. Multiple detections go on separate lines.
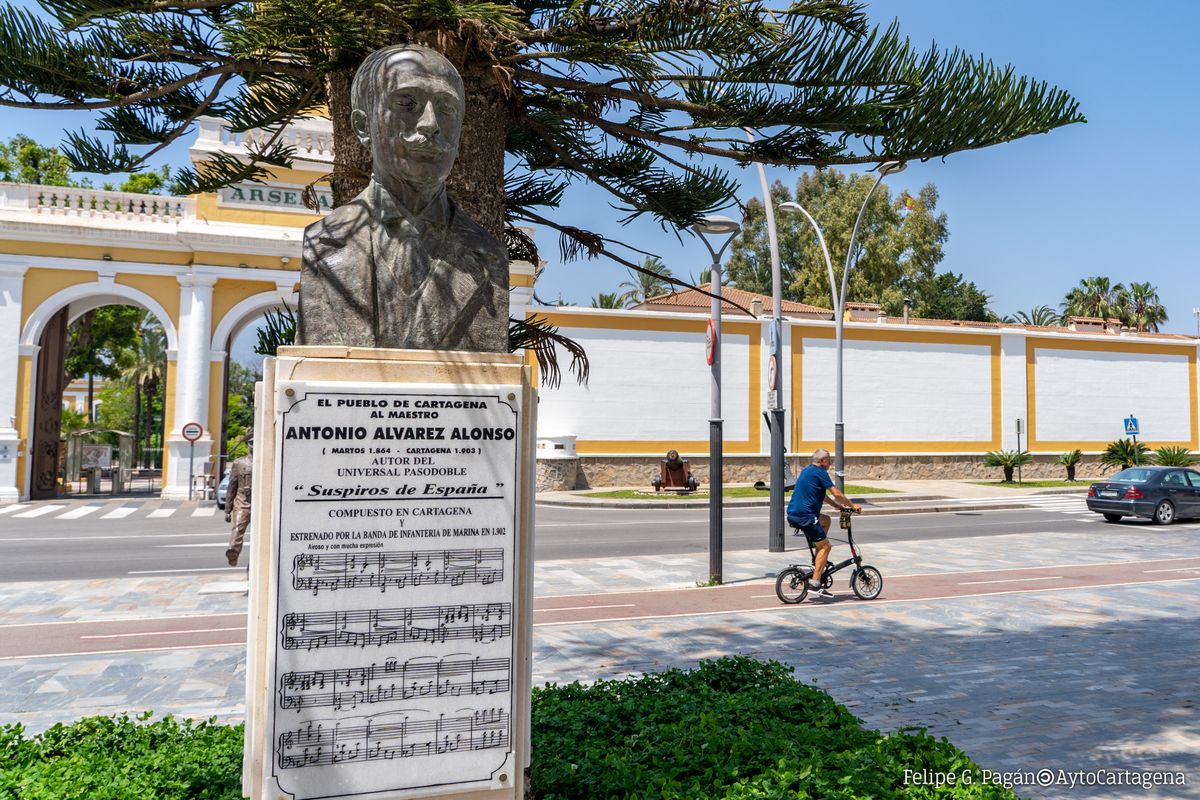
786, 448, 861, 598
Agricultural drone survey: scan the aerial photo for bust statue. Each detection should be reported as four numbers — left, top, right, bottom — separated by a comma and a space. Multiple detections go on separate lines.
297, 45, 509, 352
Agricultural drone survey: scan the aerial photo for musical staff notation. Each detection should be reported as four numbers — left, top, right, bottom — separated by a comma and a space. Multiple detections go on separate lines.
281, 602, 511, 650
279, 656, 511, 712
293, 548, 504, 594
276, 708, 509, 769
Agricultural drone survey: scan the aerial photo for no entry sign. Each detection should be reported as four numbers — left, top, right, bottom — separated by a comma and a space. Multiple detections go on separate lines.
182, 422, 204, 442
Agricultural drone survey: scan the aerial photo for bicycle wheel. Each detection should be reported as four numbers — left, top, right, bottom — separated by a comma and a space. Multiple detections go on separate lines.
775, 567, 809, 604
850, 566, 883, 600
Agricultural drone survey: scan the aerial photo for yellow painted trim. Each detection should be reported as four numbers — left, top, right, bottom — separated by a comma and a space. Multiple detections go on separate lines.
192, 251, 296, 270
0, 240, 192, 265
114, 273, 181, 329
19, 268, 98, 330
194, 192, 323, 229
531, 310, 761, 455
14, 355, 32, 495
1026, 339, 1199, 451
207, 364, 225, 458
162, 361, 177, 476
509, 272, 536, 288
792, 327, 1003, 453
210, 278, 280, 339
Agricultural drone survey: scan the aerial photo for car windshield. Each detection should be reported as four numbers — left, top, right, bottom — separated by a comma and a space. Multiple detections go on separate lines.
1109, 468, 1157, 484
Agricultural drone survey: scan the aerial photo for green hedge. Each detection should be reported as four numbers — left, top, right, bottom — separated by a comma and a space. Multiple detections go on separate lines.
1, 658, 1014, 800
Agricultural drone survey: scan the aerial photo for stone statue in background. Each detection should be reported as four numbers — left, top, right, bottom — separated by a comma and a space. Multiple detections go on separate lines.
298, 45, 509, 351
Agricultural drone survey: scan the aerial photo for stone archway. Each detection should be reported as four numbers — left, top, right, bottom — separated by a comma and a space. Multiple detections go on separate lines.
21, 282, 180, 500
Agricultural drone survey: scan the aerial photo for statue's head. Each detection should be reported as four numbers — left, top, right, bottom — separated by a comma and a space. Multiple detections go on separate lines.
351, 45, 465, 194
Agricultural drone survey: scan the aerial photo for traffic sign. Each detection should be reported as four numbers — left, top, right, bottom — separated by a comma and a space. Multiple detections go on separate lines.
705, 319, 716, 365
768, 318, 781, 355
767, 354, 778, 391
1124, 416, 1139, 436
182, 422, 204, 442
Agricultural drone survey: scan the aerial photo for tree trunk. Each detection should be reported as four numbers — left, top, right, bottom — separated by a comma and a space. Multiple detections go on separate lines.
87, 374, 94, 423
1067, 464, 1076, 481
324, 54, 513, 239
132, 382, 140, 468
1003, 466, 1014, 482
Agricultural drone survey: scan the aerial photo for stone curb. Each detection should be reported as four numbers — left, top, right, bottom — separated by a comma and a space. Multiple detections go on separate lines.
535, 488, 1088, 511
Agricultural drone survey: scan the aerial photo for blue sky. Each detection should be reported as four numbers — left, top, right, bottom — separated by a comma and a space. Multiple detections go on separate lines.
3, 1, 1198, 333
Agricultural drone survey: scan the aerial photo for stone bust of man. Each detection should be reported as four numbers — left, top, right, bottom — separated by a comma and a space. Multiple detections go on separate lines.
297, 45, 509, 351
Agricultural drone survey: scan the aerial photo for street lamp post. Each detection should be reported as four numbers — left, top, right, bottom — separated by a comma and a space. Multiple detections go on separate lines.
780, 161, 905, 492
694, 215, 741, 584
743, 130, 787, 553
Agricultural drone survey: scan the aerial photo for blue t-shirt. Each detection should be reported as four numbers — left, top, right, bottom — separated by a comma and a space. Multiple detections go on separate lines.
787, 464, 833, 519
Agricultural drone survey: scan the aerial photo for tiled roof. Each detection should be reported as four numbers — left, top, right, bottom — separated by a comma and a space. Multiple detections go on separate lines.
637, 284, 832, 318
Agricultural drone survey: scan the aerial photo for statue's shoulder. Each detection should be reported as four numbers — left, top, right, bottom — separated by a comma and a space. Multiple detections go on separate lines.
302, 194, 372, 255
448, 204, 507, 266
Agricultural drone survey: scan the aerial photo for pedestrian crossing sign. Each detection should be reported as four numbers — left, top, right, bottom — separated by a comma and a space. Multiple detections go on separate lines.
1124, 416, 1139, 436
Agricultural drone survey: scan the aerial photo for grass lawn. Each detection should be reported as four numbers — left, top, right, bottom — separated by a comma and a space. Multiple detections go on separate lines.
969, 479, 1092, 488
582, 484, 897, 500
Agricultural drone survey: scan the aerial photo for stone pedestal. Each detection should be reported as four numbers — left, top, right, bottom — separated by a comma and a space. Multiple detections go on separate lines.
243, 346, 535, 800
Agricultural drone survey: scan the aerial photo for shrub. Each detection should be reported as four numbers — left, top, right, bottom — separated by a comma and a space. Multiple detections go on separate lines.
1100, 439, 1153, 470
0, 713, 244, 800
982, 450, 1033, 482
1152, 446, 1198, 467
530, 656, 1017, 799
1056, 449, 1083, 481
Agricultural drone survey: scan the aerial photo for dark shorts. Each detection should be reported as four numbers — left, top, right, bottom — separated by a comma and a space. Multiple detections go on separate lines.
787, 513, 827, 544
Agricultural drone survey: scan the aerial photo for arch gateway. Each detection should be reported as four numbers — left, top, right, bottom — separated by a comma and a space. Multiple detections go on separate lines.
0, 115, 537, 501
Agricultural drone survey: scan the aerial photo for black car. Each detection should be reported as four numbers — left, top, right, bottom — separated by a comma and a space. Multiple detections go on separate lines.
1086, 466, 1200, 524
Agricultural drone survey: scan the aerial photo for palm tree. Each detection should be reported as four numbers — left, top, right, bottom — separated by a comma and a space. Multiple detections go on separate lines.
122, 317, 165, 468
1062, 276, 1126, 321
618, 258, 673, 307
590, 293, 624, 309
1003, 305, 1062, 327
1124, 282, 1168, 332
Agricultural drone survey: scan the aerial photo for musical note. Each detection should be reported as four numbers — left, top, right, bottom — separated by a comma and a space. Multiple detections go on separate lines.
280, 603, 511, 651
292, 548, 504, 595
276, 709, 509, 769
278, 657, 511, 712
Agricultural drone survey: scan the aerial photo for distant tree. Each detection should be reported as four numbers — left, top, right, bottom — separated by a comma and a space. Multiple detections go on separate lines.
65, 305, 143, 419
727, 174, 950, 314
1056, 449, 1083, 481
590, 293, 624, 309
1100, 439, 1152, 471
1004, 305, 1062, 327
1062, 276, 1126, 321
60, 406, 86, 434
121, 316, 166, 468
983, 449, 1033, 482
95, 382, 136, 434
908, 271, 996, 322
619, 258, 674, 306
0, 135, 76, 185
1123, 282, 1168, 332
106, 165, 175, 195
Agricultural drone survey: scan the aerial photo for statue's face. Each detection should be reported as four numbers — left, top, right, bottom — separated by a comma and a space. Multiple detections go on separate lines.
363, 53, 463, 192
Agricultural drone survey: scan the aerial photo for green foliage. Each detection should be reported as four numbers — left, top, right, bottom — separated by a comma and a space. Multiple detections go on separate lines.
1059, 277, 1167, 331
590, 292, 624, 309
1056, 448, 1083, 481
982, 450, 1033, 482
1124, 281, 1168, 333
104, 165, 178, 195
0, 0, 1083, 272
1100, 439, 1153, 470
1003, 305, 1061, 327
0, 135, 77, 185
619, 257, 674, 306
531, 656, 1016, 799
0, 713, 244, 799
253, 303, 297, 357
59, 406, 86, 434
224, 362, 257, 459
94, 381, 136, 434
64, 306, 143, 383
1152, 446, 1198, 467
728, 174, 971, 315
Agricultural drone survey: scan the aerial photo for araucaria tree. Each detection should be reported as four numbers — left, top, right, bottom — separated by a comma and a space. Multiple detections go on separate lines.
0, 1, 1083, 284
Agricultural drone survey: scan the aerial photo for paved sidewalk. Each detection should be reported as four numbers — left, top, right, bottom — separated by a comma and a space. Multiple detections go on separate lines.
3, 523, 1198, 798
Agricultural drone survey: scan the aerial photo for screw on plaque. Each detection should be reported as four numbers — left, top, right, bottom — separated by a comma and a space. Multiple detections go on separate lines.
507, 392, 516, 401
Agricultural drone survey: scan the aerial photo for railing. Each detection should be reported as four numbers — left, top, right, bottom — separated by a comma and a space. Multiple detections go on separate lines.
195, 115, 334, 162
0, 183, 195, 222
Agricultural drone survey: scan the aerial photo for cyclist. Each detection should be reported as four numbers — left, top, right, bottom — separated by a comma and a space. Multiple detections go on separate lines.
786, 448, 861, 598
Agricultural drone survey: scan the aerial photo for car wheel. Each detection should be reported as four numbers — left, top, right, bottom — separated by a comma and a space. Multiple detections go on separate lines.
1102, 513, 1123, 523
1153, 500, 1176, 525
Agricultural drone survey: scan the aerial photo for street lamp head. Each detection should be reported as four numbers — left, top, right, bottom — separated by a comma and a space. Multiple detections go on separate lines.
878, 160, 907, 176
778, 202, 802, 214
693, 215, 740, 236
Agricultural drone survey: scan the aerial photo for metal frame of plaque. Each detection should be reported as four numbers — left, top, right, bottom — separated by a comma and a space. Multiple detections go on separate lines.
243, 347, 535, 800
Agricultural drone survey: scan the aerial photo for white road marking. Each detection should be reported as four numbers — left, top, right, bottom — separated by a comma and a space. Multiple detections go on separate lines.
128, 566, 245, 575
0, 504, 26, 515
1143, 566, 1200, 574
158, 543, 228, 549
0, 533, 227, 543
959, 575, 1064, 586
56, 505, 103, 519
14, 505, 66, 518
191, 507, 217, 517
80, 626, 246, 640
147, 508, 177, 518
100, 506, 139, 519
0, 642, 242, 660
